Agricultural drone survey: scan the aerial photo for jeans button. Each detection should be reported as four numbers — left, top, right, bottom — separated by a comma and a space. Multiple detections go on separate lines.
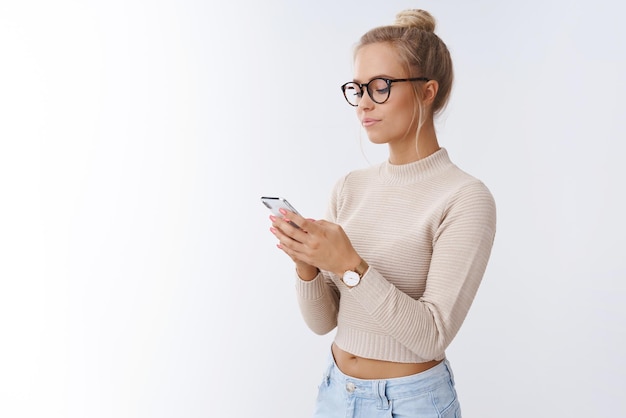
346, 382, 356, 393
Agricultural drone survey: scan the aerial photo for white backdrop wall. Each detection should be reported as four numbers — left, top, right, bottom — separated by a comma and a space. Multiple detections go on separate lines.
1, 1, 625, 417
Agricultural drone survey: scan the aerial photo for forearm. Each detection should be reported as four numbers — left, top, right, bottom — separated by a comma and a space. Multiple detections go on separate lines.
295, 271, 339, 335
295, 262, 320, 281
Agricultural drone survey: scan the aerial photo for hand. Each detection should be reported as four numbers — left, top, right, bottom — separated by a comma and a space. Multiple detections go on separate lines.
269, 209, 361, 277
268, 211, 318, 281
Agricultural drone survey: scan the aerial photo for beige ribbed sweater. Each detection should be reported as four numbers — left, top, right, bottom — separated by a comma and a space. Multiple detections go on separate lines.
295, 148, 496, 363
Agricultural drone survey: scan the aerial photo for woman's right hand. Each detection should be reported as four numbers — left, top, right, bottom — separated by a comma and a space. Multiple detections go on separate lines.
269, 209, 361, 278
269, 214, 319, 281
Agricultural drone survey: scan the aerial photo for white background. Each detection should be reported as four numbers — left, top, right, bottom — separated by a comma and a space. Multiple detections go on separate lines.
1, 0, 625, 417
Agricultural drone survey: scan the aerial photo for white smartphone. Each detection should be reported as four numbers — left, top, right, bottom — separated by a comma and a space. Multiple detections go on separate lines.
261, 196, 301, 228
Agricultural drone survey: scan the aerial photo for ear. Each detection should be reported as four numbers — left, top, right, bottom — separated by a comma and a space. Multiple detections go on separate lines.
422, 80, 439, 107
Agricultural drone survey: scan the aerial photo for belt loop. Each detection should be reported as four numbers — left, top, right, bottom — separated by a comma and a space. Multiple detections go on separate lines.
376, 380, 389, 410
444, 358, 456, 385
322, 356, 334, 387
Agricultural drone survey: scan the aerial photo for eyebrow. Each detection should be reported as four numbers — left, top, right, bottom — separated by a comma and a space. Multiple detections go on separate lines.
352, 74, 398, 83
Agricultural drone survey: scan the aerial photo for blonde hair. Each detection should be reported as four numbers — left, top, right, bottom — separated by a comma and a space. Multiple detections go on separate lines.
356, 9, 454, 115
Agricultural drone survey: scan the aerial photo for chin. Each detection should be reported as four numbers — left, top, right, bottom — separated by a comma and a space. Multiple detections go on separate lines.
366, 135, 389, 145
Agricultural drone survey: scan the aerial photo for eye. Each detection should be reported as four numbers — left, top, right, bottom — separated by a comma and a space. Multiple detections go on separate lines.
375, 86, 390, 94
345, 85, 362, 97
370, 78, 390, 95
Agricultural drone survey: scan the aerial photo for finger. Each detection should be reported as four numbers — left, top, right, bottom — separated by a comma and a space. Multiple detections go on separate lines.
275, 242, 298, 262
270, 214, 298, 234
278, 209, 320, 234
277, 208, 304, 229
276, 234, 310, 264
270, 215, 301, 240
273, 213, 314, 243
270, 224, 306, 251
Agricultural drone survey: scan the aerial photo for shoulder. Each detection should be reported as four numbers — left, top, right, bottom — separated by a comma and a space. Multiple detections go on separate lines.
438, 166, 497, 235
331, 163, 382, 194
444, 165, 495, 208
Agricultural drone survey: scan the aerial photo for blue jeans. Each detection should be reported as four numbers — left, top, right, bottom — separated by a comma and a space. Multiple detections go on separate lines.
313, 352, 462, 418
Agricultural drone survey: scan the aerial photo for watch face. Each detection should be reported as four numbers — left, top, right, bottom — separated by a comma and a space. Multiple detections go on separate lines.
342, 271, 360, 287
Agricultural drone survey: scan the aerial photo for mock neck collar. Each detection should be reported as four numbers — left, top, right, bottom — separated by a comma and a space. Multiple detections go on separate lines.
379, 148, 453, 185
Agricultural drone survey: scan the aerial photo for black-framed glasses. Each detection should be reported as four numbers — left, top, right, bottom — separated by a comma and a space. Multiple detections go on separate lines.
340, 77, 430, 107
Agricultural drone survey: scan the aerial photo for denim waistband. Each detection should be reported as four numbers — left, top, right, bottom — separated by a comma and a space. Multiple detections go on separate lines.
322, 350, 455, 400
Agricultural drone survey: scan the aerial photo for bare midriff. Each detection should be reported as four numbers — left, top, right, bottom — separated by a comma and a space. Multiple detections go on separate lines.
331, 342, 443, 380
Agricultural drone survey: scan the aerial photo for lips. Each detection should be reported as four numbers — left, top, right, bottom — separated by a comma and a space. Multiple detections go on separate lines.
361, 118, 380, 128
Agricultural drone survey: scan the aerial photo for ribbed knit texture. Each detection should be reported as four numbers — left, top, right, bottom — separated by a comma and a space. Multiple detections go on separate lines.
295, 148, 496, 363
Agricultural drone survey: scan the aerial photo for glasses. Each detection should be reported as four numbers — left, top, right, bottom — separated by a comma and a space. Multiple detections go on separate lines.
340, 77, 430, 107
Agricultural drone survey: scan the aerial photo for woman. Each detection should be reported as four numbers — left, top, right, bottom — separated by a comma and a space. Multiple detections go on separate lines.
269, 9, 496, 418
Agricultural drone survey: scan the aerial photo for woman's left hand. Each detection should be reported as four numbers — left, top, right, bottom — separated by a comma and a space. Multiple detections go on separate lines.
269, 209, 361, 277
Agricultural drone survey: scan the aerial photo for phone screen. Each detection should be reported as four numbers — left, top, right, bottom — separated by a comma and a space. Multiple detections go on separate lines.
261, 196, 301, 228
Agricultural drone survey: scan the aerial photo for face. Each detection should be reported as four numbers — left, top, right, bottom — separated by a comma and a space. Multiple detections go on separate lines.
352, 42, 418, 146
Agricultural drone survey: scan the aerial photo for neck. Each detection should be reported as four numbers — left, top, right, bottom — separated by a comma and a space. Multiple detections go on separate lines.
388, 118, 440, 165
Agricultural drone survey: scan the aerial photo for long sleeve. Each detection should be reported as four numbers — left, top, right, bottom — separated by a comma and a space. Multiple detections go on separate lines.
295, 271, 340, 335
346, 181, 496, 360
294, 175, 348, 335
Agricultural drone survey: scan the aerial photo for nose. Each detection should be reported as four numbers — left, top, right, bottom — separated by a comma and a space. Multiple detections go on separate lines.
357, 89, 375, 110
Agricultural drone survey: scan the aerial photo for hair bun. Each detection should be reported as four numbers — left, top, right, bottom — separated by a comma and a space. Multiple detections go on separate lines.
394, 9, 436, 32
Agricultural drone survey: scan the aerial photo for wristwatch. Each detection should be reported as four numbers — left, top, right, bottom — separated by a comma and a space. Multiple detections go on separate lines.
342, 259, 369, 288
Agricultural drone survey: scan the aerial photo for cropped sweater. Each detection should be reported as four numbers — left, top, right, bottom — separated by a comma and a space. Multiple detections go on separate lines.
295, 148, 496, 363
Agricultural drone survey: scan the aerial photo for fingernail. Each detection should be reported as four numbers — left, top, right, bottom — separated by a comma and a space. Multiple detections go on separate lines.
279, 208, 287, 215
269, 215, 277, 222
270, 227, 277, 234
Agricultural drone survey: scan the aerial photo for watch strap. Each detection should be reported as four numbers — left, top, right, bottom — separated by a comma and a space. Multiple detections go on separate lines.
354, 258, 369, 277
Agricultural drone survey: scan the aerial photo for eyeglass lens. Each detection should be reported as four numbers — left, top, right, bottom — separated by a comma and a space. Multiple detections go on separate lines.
343, 78, 390, 106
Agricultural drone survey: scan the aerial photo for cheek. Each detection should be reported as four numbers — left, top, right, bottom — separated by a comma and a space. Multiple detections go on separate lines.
390, 104, 415, 129
398, 99, 419, 126
388, 93, 416, 121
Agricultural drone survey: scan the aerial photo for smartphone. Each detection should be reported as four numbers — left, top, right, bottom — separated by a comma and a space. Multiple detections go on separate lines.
261, 196, 301, 228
